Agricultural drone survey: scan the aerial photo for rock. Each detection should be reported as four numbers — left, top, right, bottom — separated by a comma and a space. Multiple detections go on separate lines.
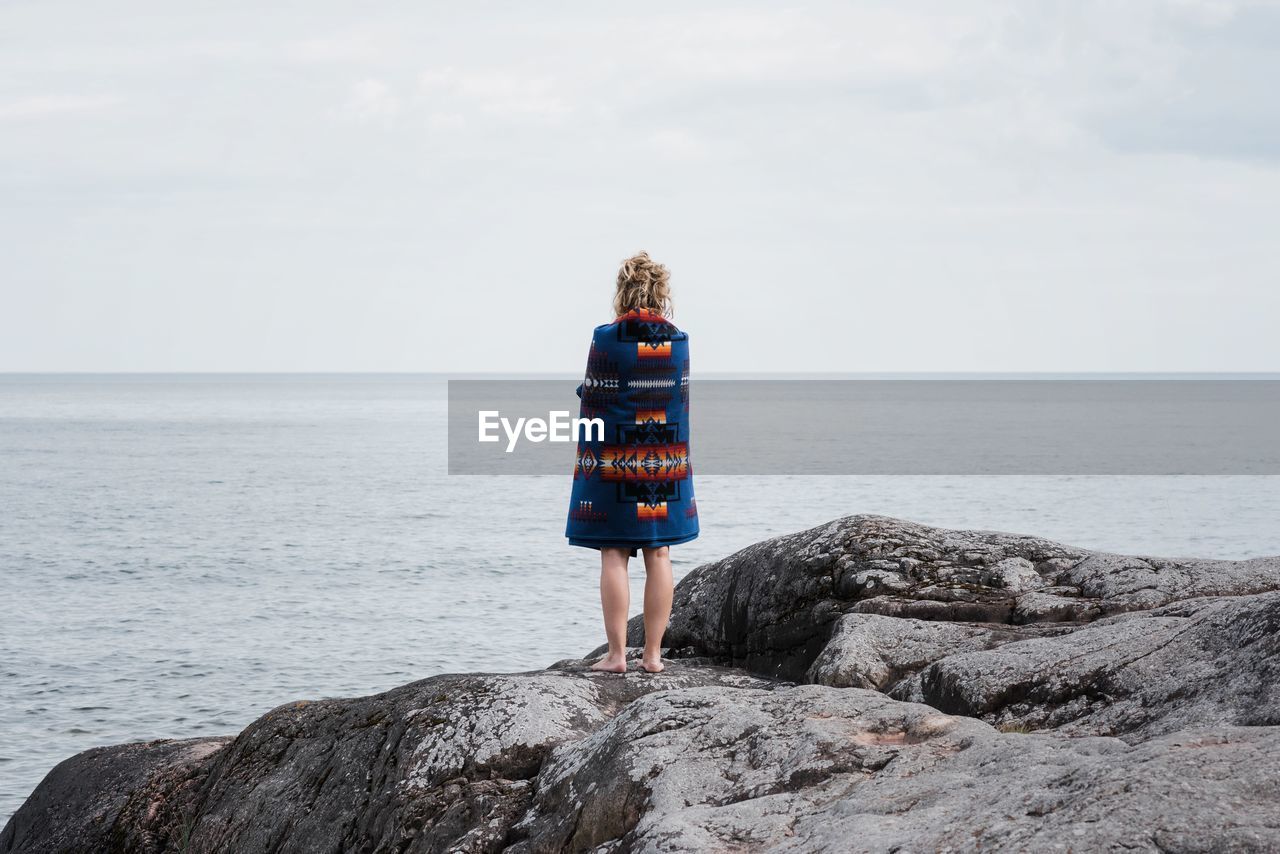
602, 515, 1280, 681
511, 685, 1280, 852
2, 663, 778, 854
983, 556, 1045, 591
1063, 552, 1280, 608
8, 515, 1280, 853
920, 590, 1280, 741
1013, 590, 1103, 623
0, 738, 228, 854
803, 612, 1069, 697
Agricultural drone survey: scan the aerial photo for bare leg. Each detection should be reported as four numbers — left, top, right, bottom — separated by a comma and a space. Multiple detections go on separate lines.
590, 547, 630, 673
640, 546, 673, 672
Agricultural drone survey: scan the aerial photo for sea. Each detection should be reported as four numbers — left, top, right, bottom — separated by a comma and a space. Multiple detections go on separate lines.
3, 374, 1279, 823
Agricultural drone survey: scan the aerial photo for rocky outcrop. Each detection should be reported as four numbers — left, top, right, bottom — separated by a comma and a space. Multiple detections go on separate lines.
6, 515, 1280, 853
0, 737, 228, 854
2, 664, 775, 854
803, 612, 1071, 696
513, 686, 1280, 853
607, 515, 1280, 681
919, 591, 1280, 740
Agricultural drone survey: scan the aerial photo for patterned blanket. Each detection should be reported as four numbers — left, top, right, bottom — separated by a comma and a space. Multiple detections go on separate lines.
565, 309, 699, 552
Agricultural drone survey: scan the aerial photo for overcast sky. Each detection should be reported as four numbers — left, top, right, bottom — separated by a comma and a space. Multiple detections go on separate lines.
2, 1, 1278, 372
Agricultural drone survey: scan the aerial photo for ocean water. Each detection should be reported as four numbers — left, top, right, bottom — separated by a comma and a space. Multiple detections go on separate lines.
2, 374, 1279, 824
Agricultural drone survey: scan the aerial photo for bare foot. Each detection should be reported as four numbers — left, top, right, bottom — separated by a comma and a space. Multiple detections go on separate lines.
590, 653, 627, 673
639, 654, 665, 673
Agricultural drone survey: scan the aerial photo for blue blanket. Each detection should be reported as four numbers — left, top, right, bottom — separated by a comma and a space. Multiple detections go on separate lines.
565, 309, 699, 552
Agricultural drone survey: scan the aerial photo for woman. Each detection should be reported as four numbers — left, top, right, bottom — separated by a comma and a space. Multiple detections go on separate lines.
566, 251, 698, 674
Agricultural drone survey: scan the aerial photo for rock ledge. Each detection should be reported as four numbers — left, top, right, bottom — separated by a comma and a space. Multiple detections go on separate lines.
5, 515, 1280, 853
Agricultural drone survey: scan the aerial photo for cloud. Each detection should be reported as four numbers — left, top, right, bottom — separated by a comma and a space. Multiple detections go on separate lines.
645, 128, 713, 161
1, 0, 1278, 371
1083, 2, 1280, 161
337, 78, 401, 124
418, 66, 571, 120
0, 94, 121, 121
286, 35, 387, 65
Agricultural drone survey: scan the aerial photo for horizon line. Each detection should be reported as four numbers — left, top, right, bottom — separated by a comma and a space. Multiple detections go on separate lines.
4, 371, 1280, 379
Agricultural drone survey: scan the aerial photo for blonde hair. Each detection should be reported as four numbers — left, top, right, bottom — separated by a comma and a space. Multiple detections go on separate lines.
613, 251, 672, 318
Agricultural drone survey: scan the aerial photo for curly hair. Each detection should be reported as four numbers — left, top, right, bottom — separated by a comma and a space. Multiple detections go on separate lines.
613, 251, 672, 318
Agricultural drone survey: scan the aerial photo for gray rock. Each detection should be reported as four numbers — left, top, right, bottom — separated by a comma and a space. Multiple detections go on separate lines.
1013, 590, 1103, 623
1063, 551, 1280, 610
9, 516, 1280, 854
803, 612, 1069, 696
921, 590, 1280, 741
0, 737, 228, 854
600, 515, 1280, 681
983, 556, 1046, 591
511, 684, 1280, 853
2, 663, 778, 854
